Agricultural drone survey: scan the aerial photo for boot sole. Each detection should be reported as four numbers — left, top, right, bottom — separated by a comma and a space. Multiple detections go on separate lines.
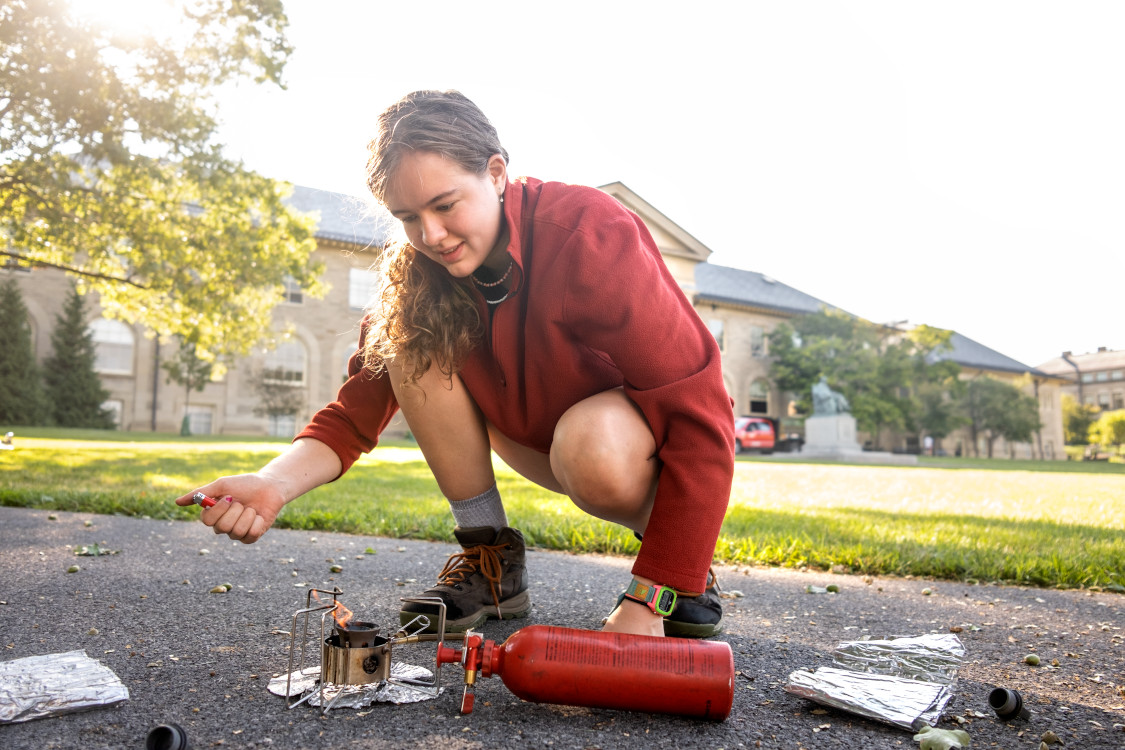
399, 589, 532, 633
663, 619, 724, 638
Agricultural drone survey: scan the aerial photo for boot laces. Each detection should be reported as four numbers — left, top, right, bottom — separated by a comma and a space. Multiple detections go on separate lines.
680, 567, 722, 598
437, 542, 507, 615
707, 567, 722, 595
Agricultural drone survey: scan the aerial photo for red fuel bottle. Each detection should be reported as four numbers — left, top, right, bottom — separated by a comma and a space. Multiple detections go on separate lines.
437, 625, 734, 721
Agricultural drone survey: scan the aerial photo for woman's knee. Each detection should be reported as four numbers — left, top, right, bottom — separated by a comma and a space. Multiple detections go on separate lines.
550, 390, 657, 510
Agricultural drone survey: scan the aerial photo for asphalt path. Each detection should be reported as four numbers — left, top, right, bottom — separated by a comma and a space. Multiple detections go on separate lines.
1, 506, 1122, 749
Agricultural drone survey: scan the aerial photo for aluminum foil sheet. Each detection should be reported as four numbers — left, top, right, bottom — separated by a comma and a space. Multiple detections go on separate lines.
783, 634, 965, 731
268, 662, 440, 708
785, 666, 953, 730
832, 634, 966, 684
0, 650, 129, 724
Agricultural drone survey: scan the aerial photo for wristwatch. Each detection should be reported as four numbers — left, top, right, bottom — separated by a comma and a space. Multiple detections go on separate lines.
623, 579, 678, 616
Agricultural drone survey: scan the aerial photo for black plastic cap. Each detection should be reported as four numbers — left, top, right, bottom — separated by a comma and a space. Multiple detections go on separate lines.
146, 723, 190, 750
988, 687, 1031, 721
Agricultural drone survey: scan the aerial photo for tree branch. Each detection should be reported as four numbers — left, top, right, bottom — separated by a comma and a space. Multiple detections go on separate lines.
1, 250, 148, 289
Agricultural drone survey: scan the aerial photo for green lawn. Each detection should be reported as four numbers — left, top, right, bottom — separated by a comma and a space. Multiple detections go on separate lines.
2, 430, 1123, 591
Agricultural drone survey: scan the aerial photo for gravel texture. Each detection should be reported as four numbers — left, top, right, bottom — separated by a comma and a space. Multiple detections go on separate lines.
1, 506, 1122, 749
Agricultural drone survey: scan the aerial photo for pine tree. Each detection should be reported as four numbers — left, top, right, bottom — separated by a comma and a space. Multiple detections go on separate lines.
43, 285, 115, 429
0, 277, 48, 425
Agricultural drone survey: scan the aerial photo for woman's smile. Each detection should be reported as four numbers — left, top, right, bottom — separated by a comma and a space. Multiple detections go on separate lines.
385, 151, 507, 278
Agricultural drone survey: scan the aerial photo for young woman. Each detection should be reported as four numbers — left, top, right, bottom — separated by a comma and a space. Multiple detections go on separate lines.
177, 90, 734, 638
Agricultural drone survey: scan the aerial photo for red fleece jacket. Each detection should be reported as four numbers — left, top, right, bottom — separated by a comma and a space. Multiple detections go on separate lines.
297, 178, 734, 593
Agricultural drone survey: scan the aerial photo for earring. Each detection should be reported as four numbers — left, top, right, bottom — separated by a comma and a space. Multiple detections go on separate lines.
499, 194, 505, 204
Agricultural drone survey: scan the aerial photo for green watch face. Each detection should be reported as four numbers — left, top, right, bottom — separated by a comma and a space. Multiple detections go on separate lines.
654, 587, 677, 616
625, 579, 678, 616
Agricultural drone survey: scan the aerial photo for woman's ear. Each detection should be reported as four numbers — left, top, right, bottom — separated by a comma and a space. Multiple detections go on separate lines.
487, 153, 508, 194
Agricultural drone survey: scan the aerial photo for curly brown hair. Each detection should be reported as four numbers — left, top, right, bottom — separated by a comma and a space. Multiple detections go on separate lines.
362, 90, 508, 383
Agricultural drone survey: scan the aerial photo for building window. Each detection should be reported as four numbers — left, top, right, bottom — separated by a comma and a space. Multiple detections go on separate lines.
750, 326, 766, 357
282, 275, 303, 304
707, 319, 724, 352
1096, 371, 1109, 382
349, 268, 377, 310
1114, 392, 1124, 410
185, 405, 213, 435
1084, 394, 1097, 406
263, 340, 306, 384
749, 379, 769, 415
90, 318, 135, 374
1081, 373, 1094, 383
1112, 370, 1123, 381
1098, 393, 1111, 409
268, 414, 297, 437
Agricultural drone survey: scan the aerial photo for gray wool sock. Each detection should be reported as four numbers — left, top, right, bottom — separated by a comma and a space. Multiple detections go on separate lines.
448, 483, 508, 531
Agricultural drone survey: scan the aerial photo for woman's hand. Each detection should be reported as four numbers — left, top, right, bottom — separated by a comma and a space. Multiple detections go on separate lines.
175, 474, 288, 544
175, 438, 343, 544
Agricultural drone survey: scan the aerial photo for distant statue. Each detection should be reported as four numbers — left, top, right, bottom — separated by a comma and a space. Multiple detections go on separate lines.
811, 377, 850, 416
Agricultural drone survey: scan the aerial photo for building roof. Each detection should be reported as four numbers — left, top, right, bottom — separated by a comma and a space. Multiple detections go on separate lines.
285, 185, 1063, 386
287, 185, 388, 248
1036, 348, 1125, 376
598, 182, 711, 263
693, 263, 839, 316
930, 331, 1057, 379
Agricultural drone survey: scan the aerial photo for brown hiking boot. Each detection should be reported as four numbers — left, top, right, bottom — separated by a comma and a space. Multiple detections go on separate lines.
399, 526, 531, 633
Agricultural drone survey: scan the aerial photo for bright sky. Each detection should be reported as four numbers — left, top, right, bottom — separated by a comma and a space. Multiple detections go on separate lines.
206, 0, 1123, 368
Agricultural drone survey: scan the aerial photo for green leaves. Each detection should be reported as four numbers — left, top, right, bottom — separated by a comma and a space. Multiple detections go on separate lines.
1062, 395, 1099, 446
767, 310, 960, 445
1089, 409, 1125, 449
0, 279, 49, 425
958, 377, 1042, 457
43, 285, 115, 428
913, 725, 971, 750
1, 0, 322, 361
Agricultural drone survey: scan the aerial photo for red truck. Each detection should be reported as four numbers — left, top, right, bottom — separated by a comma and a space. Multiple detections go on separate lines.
734, 416, 775, 454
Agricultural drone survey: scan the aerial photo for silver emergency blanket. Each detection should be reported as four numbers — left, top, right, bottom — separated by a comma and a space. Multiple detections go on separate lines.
784, 634, 965, 731
832, 634, 965, 684
0, 650, 129, 724
268, 662, 439, 709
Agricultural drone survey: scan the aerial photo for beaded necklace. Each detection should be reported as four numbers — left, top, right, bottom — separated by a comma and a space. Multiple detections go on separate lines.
471, 258, 515, 305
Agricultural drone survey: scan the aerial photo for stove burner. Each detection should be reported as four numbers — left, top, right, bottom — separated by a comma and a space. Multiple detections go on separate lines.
323, 624, 390, 685
332, 621, 381, 649
283, 588, 452, 715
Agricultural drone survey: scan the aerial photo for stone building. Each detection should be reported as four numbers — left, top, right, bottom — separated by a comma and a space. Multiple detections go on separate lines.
8, 182, 1065, 457
1036, 348, 1125, 413
9, 185, 386, 436
931, 333, 1067, 460
687, 264, 1067, 459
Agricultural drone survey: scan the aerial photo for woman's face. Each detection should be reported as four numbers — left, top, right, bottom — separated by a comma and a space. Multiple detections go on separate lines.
385, 150, 508, 277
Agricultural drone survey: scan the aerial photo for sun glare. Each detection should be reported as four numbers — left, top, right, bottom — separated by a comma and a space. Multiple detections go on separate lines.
68, 0, 180, 38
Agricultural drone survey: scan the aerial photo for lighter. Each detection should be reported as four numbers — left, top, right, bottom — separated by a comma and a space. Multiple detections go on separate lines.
191, 491, 218, 508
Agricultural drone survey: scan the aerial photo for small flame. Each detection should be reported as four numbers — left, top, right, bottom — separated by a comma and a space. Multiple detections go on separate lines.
332, 600, 354, 630
311, 591, 355, 630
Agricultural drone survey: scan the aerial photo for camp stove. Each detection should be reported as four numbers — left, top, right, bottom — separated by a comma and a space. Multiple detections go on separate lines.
280, 588, 459, 714
277, 588, 736, 721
